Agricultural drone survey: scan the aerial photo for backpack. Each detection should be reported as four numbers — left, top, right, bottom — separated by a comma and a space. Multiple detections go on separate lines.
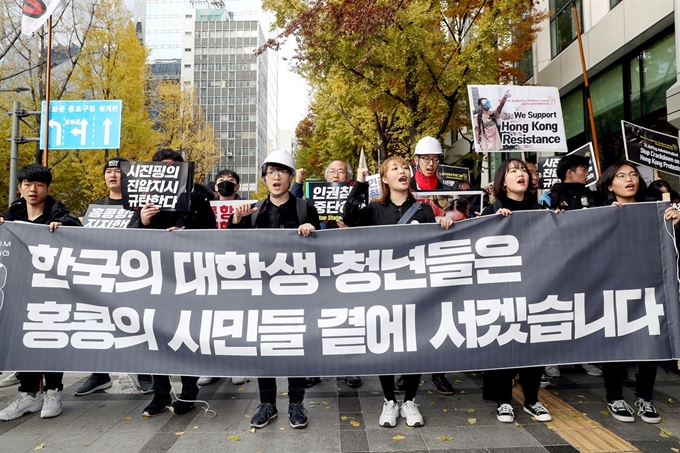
251, 197, 308, 228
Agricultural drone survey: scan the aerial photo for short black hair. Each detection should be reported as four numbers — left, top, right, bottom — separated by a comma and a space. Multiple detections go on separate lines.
596, 161, 648, 203
18, 164, 52, 186
492, 158, 531, 199
556, 154, 589, 181
152, 148, 184, 163
216, 169, 240, 185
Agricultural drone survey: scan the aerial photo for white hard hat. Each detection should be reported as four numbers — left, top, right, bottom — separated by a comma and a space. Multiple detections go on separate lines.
414, 136, 442, 155
262, 150, 296, 177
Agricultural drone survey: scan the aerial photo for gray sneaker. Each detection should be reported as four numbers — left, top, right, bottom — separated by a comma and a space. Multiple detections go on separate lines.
0, 372, 19, 388
0, 392, 43, 421
40, 390, 62, 419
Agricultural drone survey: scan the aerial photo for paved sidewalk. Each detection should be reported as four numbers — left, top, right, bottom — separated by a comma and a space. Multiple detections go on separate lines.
1, 366, 680, 452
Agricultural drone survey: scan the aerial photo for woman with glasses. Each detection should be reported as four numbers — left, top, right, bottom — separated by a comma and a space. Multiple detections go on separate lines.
595, 161, 680, 424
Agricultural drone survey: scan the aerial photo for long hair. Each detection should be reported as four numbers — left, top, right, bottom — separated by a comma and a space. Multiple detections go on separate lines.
492, 158, 531, 200
374, 156, 416, 204
596, 161, 647, 203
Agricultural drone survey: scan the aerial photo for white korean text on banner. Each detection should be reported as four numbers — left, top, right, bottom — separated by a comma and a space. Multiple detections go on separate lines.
415, 191, 484, 219
468, 85, 567, 153
120, 161, 194, 211
211, 200, 257, 229
622, 121, 680, 176
307, 182, 351, 228
82, 205, 133, 229
537, 156, 562, 190
0, 203, 677, 377
437, 165, 471, 188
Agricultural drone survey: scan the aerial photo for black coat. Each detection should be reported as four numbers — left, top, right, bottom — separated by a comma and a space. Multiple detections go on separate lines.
1, 196, 81, 226
344, 181, 436, 226
541, 182, 603, 210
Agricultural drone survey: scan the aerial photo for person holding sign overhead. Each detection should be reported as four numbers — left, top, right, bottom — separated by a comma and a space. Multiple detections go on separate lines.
474, 91, 510, 152
343, 156, 454, 429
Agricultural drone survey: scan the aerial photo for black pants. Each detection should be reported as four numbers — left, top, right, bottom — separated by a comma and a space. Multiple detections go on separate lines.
258, 377, 305, 404
380, 374, 420, 402
603, 362, 657, 402
482, 367, 542, 406
152, 375, 199, 399
18, 372, 63, 394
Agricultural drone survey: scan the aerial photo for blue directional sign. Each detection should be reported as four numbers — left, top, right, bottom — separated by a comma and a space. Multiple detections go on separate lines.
40, 100, 122, 150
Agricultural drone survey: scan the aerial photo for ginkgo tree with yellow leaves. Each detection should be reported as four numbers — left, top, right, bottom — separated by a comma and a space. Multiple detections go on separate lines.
263, 0, 548, 168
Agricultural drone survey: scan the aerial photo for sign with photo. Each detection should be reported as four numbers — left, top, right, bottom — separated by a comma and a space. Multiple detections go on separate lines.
468, 85, 567, 153
415, 191, 484, 219
437, 165, 470, 188
120, 161, 194, 211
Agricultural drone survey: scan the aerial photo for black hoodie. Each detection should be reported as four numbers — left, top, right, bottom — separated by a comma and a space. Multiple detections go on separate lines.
1, 196, 81, 226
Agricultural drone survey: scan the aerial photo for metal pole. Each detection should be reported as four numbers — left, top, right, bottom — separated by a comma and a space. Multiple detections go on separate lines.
43, 15, 53, 167
9, 101, 19, 203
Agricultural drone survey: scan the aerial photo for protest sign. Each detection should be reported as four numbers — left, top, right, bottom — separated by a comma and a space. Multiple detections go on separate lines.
622, 120, 680, 177
415, 191, 484, 218
120, 161, 194, 211
537, 156, 561, 190
3, 204, 675, 377
307, 182, 351, 228
82, 205, 133, 229
437, 165, 470, 188
211, 200, 257, 229
468, 85, 567, 153
366, 173, 382, 200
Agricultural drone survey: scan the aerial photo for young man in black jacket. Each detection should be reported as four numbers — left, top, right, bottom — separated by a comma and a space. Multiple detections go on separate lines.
229, 150, 320, 429
128, 149, 216, 417
540, 154, 603, 210
0, 164, 81, 421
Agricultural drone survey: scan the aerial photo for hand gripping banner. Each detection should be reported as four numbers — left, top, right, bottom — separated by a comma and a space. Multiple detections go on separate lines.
0, 202, 678, 377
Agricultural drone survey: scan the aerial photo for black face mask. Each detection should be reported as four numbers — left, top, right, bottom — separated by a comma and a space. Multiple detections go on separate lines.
217, 180, 236, 197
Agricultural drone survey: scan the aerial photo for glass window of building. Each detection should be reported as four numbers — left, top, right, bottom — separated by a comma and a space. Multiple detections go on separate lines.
550, 0, 582, 58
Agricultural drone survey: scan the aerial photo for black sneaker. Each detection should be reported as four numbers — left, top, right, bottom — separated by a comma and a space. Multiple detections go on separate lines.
607, 399, 635, 423
74, 374, 112, 396
142, 394, 171, 417
344, 376, 362, 388
250, 403, 278, 428
288, 402, 308, 429
137, 375, 154, 394
169, 399, 195, 416
305, 377, 321, 388
394, 376, 405, 394
635, 398, 661, 424
431, 374, 455, 395
523, 402, 552, 422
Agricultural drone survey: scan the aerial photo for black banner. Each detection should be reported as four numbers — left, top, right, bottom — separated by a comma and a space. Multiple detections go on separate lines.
623, 120, 680, 176
0, 203, 678, 377
538, 156, 561, 190
120, 161, 194, 211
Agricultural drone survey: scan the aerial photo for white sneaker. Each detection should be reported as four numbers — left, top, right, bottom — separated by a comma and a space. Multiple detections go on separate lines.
197, 377, 216, 386
0, 392, 43, 421
231, 377, 246, 385
399, 400, 424, 427
496, 403, 515, 423
0, 372, 19, 388
379, 399, 399, 427
523, 402, 552, 422
579, 364, 603, 377
40, 389, 62, 419
544, 366, 560, 377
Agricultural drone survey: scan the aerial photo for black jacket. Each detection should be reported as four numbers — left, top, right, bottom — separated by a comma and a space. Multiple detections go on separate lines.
541, 182, 603, 210
344, 181, 436, 226
482, 196, 542, 215
1, 196, 81, 226
228, 193, 321, 230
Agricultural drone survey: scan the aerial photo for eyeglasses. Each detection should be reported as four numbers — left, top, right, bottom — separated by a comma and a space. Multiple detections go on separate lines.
327, 169, 347, 175
419, 156, 440, 163
614, 171, 639, 180
266, 169, 290, 178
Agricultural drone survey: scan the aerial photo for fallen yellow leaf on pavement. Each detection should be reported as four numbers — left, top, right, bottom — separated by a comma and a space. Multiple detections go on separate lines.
34, 444, 44, 451
227, 435, 240, 441
175, 432, 185, 436
350, 421, 360, 427
437, 436, 453, 441
392, 435, 406, 440
467, 418, 477, 425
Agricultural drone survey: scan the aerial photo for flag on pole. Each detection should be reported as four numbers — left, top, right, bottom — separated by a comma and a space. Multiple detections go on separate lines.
21, 0, 67, 36
359, 147, 368, 170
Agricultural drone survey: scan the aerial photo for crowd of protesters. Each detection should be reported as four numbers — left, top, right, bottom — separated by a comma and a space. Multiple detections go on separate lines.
1, 136, 679, 431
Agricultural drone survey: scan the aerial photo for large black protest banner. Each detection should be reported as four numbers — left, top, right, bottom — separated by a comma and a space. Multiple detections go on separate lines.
623, 120, 680, 176
120, 161, 195, 211
0, 203, 678, 377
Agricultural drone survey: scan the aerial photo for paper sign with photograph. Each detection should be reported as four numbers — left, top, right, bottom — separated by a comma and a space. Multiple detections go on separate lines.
622, 120, 680, 177
415, 191, 484, 220
437, 165, 470, 189
468, 85, 567, 153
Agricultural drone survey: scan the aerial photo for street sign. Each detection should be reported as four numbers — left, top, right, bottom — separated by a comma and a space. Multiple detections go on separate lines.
40, 100, 122, 150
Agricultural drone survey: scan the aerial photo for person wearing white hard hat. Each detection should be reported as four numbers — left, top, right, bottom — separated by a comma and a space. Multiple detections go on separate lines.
410, 136, 451, 191
229, 149, 320, 430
